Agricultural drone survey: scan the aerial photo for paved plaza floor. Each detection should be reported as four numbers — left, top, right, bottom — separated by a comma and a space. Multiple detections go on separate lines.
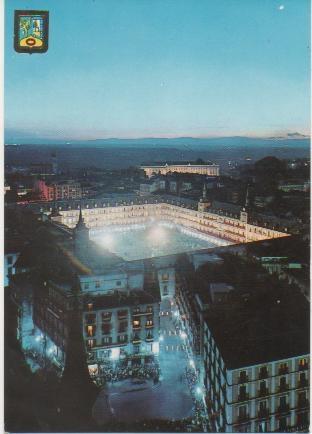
93, 299, 194, 425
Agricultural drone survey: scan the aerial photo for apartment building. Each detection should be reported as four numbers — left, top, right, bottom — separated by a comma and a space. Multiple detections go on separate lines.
174, 253, 309, 432
34, 179, 82, 201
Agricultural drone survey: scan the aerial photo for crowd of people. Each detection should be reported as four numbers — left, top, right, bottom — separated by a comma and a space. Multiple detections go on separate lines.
93, 359, 161, 385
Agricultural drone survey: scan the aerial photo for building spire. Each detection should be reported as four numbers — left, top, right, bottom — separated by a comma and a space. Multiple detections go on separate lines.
245, 185, 250, 209
78, 202, 83, 224
202, 183, 207, 200
56, 276, 98, 429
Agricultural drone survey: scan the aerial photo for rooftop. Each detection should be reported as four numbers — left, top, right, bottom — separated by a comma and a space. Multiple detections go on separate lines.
141, 161, 216, 167
205, 282, 309, 369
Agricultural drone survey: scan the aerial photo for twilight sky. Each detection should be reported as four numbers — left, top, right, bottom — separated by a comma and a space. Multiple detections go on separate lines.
4, 0, 311, 141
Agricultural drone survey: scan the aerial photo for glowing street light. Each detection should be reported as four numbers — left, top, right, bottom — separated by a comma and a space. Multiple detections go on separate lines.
196, 386, 203, 396
189, 359, 195, 368
180, 331, 187, 340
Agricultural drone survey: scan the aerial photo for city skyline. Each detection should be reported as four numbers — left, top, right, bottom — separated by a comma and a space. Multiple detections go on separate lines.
5, 0, 311, 142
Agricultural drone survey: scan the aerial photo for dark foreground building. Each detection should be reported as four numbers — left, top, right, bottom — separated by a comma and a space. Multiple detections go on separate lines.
175, 254, 310, 432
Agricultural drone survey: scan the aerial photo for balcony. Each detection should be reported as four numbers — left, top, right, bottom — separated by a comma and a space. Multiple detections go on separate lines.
237, 393, 249, 402
133, 325, 141, 331
298, 379, 308, 388
132, 337, 141, 344
277, 404, 290, 414
299, 363, 309, 371
298, 399, 309, 409
278, 366, 289, 375
278, 383, 289, 393
258, 408, 269, 419
146, 336, 154, 342
145, 324, 154, 329
258, 388, 269, 397
259, 370, 269, 379
238, 374, 248, 383
237, 414, 250, 423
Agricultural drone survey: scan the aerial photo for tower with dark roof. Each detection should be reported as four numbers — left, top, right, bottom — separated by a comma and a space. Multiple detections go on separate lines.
198, 183, 211, 212
240, 185, 250, 224
74, 204, 89, 252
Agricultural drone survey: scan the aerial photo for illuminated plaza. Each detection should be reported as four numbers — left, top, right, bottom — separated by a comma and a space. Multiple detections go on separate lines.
90, 222, 228, 261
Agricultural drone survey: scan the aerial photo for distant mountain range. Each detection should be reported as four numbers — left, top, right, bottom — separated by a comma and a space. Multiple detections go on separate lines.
5, 134, 310, 148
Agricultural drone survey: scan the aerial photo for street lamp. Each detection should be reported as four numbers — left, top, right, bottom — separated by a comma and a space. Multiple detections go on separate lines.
180, 331, 187, 340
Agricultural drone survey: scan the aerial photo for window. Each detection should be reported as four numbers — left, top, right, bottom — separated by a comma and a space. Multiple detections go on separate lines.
102, 323, 111, 335
279, 362, 288, 374
146, 320, 153, 327
298, 391, 307, 407
259, 400, 267, 411
163, 285, 168, 295
116, 280, 121, 286
102, 336, 112, 345
118, 321, 128, 333
102, 312, 112, 322
259, 366, 268, 378
86, 339, 95, 349
299, 372, 307, 387
239, 370, 248, 382
87, 303, 93, 311
238, 385, 247, 400
133, 320, 140, 328
7, 256, 13, 265
238, 405, 247, 419
133, 307, 141, 314
259, 380, 268, 395
95, 281, 101, 288
118, 334, 127, 343
279, 395, 288, 410
146, 306, 153, 313
299, 358, 308, 370
86, 325, 96, 337
162, 273, 169, 281
279, 376, 288, 391
7, 267, 13, 276
85, 313, 96, 324
117, 310, 127, 319
84, 282, 89, 290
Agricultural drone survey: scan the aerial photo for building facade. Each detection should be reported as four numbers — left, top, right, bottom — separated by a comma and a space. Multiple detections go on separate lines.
50, 199, 288, 245
141, 162, 220, 178
34, 179, 82, 201
203, 325, 309, 433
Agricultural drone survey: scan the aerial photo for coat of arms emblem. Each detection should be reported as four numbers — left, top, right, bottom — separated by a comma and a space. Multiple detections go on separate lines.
14, 10, 49, 53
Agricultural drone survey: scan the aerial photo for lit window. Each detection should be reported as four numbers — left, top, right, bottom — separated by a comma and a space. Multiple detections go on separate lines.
133, 320, 140, 327
299, 358, 308, 368
87, 303, 93, 310
87, 326, 94, 337
87, 339, 94, 348
146, 320, 153, 327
